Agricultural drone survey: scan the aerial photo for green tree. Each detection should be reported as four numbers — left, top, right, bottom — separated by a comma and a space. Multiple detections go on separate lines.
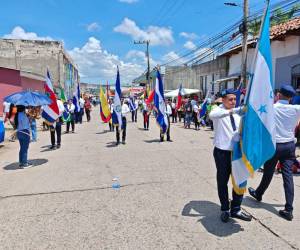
248, 4, 300, 36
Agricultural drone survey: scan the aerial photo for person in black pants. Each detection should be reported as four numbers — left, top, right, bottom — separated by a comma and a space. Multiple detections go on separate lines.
66, 99, 75, 133
249, 84, 300, 221
209, 89, 251, 223
50, 119, 62, 149
116, 116, 127, 144
50, 98, 65, 150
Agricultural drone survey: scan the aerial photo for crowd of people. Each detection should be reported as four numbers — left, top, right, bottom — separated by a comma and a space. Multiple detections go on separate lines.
2, 83, 300, 223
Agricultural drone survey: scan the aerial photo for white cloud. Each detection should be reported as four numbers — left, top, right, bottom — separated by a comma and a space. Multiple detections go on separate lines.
179, 32, 199, 40
3, 26, 53, 41
125, 49, 159, 67
114, 18, 174, 46
184, 41, 197, 50
86, 22, 101, 32
68, 37, 145, 84
119, 0, 139, 3
162, 51, 185, 65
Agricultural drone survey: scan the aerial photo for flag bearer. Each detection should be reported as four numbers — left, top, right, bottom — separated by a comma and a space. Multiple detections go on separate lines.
116, 99, 130, 145
50, 95, 64, 150
209, 89, 252, 223
160, 100, 172, 142
249, 84, 300, 221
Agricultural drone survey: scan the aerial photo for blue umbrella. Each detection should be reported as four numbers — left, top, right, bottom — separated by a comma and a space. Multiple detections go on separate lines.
4, 91, 52, 107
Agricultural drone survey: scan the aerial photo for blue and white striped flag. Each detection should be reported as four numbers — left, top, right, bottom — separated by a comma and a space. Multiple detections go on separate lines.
73, 83, 80, 113
128, 97, 137, 112
154, 70, 168, 134
232, 3, 276, 194
112, 68, 122, 127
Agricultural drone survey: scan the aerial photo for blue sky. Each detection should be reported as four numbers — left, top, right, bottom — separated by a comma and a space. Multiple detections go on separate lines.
0, 0, 280, 84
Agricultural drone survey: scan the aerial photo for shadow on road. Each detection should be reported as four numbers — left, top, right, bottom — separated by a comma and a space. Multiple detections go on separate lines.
242, 196, 284, 216
138, 128, 147, 131
182, 200, 244, 237
144, 139, 161, 143
3, 158, 48, 170
40, 145, 52, 149
106, 141, 118, 148
96, 130, 110, 135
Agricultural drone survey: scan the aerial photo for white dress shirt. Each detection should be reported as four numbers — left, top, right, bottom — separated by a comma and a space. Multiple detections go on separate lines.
274, 100, 300, 143
209, 105, 241, 151
67, 103, 75, 114
166, 104, 172, 116
57, 100, 65, 117
121, 103, 130, 117
79, 98, 85, 109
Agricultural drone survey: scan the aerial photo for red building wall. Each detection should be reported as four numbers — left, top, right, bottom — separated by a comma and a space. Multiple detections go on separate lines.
0, 67, 45, 117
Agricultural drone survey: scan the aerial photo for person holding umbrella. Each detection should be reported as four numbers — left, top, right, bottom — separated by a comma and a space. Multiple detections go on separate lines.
4, 90, 52, 167
14, 105, 31, 168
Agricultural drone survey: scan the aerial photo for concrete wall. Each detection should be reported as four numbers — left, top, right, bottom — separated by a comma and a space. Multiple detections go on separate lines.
164, 57, 228, 95
228, 35, 300, 89
0, 39, 79, 97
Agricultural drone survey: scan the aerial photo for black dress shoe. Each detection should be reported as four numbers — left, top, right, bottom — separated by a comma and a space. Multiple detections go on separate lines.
279, 209, 293, 221
50, 145, 56, 150
231, 210, 252, 221
220, 211, 230, 223
56, 144, 61, 149
122, 141, 126, 145
248, 187, 262, 202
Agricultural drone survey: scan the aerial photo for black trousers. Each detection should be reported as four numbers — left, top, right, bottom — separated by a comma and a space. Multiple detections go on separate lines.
193, 113, 200, 129
131, 110, 137, 122
50, 121, 62, 146
85, 109, 91, 122
143, 111, 150, 129
66, 120, 75, 132
116, 117, 127, 142
78, 108, 84, 124
213, 147, 243, 212
109, 122, 114, 131
256, 141, 295, 212
160, 115, 170, 141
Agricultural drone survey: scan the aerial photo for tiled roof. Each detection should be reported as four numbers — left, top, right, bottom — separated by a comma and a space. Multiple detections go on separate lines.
270, 17, 300, 39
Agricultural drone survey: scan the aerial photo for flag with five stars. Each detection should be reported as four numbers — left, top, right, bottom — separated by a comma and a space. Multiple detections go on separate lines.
231, 3, 276, 194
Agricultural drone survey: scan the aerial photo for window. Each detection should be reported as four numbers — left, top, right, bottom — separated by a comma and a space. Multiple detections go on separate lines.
292, 65, 300, 89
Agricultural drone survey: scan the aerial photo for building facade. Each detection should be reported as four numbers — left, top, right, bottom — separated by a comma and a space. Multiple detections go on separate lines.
0, 38, 79, 98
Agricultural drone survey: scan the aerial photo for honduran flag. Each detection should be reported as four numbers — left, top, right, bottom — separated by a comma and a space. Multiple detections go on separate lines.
154, 70, 168, 134
176, 84, 183, 110
99, 86, 111, 123
42, 70, 59, 124
128, 97, 137, 112
199, 91, 211, 118
231, 3, 276, 194
73, 83, 81, 113
112, 68, 122, 127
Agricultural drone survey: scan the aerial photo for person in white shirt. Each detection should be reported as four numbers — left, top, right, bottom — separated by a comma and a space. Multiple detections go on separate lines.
109, 99, 114, 132
142, 100, 150, 130
50, 96, 65, 150
209, 89, 251, 223
160, 100, 172, 142
66, 99, 75, 134
249, 84, 300, 221
115, 99, 130, 145
3, 101, 10, 123
79, 97, 85, 124
193, 101, 200, 130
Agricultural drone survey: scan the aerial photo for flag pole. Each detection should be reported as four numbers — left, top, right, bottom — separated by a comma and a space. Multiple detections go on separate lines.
244, 0, 270, 105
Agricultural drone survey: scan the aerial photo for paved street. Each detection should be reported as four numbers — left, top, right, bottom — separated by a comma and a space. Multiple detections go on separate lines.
0, 109, 299, 250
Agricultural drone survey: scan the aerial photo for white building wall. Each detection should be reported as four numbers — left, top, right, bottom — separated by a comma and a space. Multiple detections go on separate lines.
228, 36, 300, 88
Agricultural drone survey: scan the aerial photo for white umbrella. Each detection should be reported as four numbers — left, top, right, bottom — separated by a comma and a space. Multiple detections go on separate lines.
164, 88, 201, 98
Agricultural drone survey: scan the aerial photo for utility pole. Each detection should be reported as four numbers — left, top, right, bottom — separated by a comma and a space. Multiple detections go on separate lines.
134, 40, 151, 93
241, 0, 249, 86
